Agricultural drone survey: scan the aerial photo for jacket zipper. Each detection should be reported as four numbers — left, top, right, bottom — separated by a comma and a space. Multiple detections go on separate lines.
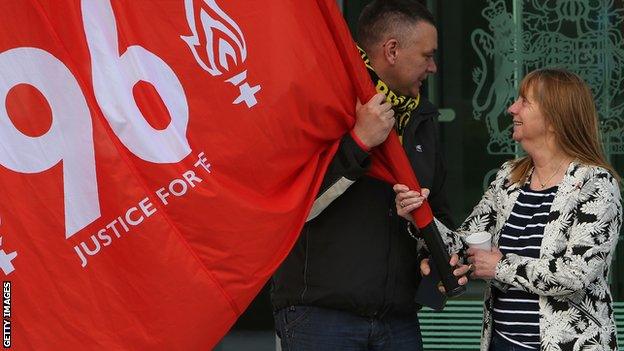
568, 300, 603, 328
300, 226, 310, 301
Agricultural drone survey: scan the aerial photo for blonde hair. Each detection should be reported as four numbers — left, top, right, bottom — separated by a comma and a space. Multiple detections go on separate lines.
509, 68, 620, 185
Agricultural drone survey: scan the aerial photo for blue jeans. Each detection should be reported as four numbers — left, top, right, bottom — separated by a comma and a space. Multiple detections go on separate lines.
489, 332, 536, 351
274, 306, 423, 351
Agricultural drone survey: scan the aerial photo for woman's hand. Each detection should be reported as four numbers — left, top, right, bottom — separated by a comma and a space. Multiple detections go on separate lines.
393, 184, 430, 222
466, 247, 503, 280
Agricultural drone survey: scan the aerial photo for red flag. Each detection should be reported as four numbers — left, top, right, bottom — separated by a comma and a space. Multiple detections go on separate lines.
0, 0, 432, 349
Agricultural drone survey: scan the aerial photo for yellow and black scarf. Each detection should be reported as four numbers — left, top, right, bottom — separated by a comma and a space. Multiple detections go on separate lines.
357, 46, 420, 144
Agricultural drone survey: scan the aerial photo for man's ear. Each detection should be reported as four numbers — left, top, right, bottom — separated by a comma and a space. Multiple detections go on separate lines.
382, 38, 399, 65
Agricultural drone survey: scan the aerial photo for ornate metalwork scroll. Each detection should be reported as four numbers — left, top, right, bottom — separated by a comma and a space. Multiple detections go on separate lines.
471, 0, 624, 156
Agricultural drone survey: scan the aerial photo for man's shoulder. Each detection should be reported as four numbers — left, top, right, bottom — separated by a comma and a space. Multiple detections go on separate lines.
414, 96, 439, 115
409, 97, 439, 126
405, 97, 440, 134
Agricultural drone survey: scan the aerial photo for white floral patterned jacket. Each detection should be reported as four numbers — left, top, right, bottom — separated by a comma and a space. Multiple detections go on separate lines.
437, 161, 622, 351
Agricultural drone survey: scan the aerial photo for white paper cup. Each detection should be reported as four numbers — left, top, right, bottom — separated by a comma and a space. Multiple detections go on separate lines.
464, 231, 492, 251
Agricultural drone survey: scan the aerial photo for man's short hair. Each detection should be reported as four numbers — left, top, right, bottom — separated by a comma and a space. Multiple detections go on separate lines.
357, 0, 436, 52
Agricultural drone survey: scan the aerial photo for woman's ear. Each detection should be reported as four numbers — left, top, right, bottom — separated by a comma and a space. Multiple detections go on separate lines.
547, 123, 556, 133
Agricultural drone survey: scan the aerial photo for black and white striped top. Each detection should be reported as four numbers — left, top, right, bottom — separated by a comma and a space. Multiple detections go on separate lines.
492, 184, 558, 350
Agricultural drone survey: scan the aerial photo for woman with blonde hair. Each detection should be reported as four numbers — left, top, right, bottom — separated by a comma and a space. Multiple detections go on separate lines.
395, 68, 622, 350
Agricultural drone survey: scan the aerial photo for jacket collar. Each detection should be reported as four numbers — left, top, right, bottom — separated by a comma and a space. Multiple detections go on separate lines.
402, 97, 438, 135
501, 159, 584, 193
556, 160, 587, 198
413, 97, 438, 120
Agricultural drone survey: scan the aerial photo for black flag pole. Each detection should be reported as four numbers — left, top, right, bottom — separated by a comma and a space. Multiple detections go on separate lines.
417, 221, 465, 297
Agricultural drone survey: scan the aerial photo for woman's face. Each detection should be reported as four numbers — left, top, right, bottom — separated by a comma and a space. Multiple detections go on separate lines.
507, 85, 550, 147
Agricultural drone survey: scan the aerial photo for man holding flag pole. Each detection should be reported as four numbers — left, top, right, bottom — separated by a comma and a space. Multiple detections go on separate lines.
271, 1, 470, 349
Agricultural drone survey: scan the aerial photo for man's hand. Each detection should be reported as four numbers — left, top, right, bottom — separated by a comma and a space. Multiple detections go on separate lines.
420, 253, 471, 294
353, 93, 394, 148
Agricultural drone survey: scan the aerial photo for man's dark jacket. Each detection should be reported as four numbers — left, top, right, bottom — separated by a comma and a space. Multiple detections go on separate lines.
271, 98, 454, 317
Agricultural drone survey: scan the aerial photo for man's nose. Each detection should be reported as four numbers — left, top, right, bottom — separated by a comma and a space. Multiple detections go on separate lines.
428, 60, 437, 74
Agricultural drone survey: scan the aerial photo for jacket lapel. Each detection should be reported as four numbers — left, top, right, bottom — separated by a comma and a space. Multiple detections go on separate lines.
540, 161, 587, 255
493, 174, 521, 246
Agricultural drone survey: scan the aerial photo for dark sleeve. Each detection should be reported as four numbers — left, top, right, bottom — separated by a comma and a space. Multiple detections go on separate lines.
427, 118, 456, 230
317, 133, 371, 195
306, 133, 370, 220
